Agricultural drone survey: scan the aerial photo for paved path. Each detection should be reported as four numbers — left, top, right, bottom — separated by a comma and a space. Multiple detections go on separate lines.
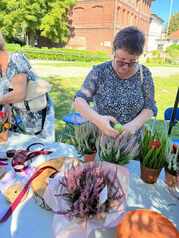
32, 65, 90, 77
30, 61, 179, 78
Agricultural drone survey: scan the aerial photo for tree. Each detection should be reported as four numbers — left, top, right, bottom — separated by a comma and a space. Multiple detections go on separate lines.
0, 0, 76, 46
168, 12, 179, 35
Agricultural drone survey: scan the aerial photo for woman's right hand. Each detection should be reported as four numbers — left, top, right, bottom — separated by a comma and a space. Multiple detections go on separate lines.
95, 115, 118, 138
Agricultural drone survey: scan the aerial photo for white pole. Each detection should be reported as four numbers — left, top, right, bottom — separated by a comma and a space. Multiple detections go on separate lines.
167, 0, 174, 36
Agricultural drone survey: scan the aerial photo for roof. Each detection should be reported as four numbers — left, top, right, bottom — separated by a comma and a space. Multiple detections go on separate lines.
169, 29, 179, 40
151, 13, 164, 23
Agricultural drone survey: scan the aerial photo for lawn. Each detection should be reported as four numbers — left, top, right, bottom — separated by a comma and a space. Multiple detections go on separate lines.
46, 73, 179, 141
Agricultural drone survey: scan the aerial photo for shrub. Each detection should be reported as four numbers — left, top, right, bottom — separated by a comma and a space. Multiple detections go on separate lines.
6, 43, 110, 62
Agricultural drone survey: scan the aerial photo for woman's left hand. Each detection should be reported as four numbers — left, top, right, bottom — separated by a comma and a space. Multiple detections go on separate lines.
118, 121, 139, 138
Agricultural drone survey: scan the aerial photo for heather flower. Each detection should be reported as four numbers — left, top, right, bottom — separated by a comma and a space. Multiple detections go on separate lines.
74, 122, 98, 155
54, 162, 126, 220
98, 134, 139, 165
166, 144, 179, 174
43, 160, 129, 238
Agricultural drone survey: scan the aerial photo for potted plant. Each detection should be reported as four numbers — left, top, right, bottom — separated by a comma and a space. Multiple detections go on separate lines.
74, 122, 98, 161
140, 122, 170, 184
43, 161, 129, 238
98, 135, 139, 165
165, 144, 179, 187
58, 124, 76, 145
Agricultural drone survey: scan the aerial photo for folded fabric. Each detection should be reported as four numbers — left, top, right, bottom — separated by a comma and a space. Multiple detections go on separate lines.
63, 112, 88, 125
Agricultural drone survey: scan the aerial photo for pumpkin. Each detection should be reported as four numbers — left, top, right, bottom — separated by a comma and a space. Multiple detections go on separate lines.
116, 209, 178, 238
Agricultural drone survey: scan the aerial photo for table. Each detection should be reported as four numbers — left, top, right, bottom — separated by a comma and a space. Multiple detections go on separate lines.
0, 133, 178, 238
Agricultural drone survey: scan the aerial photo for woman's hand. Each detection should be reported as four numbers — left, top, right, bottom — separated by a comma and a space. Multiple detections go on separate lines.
118, 120, 140, 139
95, 115, 118, 138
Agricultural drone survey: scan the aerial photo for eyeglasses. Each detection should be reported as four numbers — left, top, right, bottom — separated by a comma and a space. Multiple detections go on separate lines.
114, 59, 138, 68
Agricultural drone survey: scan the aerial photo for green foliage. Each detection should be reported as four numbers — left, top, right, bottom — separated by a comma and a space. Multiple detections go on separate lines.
140, 121, 170, 169
99, 135, 139, 165
146, 47, 179, 65
6, 43, 109, 62
168, 12, 179, 35
73, 122, 98, 155
151, 50, 160, 57
166, 44, 179, 61
58, 124, 76, 145
0, 0, 76, 45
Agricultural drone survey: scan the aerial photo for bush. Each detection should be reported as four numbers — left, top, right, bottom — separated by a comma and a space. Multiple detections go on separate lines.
6, 43, 110, 62
166, 44, 179, 62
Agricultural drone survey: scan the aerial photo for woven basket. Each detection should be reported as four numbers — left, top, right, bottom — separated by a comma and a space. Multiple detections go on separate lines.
31, 157, 80, 210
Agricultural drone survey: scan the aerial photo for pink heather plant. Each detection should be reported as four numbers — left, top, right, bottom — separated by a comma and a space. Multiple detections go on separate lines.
54, 162, 126, 220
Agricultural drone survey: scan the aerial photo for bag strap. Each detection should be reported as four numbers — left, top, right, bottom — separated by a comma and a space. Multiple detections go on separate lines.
35, 106, 47, 135
11, 94, 48, 135
139, 64, 143, 84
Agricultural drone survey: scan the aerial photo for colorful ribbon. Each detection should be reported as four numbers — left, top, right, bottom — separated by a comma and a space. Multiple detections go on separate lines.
0, 165, 58, 223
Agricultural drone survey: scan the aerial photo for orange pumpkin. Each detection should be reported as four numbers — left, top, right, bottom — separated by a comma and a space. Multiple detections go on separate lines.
116, 209, 178, 238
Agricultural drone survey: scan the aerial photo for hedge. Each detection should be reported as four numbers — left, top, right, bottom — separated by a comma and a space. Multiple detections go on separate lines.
6, 43, 110, 62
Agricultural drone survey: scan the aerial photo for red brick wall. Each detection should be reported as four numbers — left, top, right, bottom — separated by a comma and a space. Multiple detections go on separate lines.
68, 0, 152, 52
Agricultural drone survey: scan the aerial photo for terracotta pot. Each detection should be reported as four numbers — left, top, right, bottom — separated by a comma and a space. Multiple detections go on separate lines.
164, 168, 177, 187
116, 209, 178, 238
0, 130, 8, 143
140, 164, 161, 184
84, 152, 96, 162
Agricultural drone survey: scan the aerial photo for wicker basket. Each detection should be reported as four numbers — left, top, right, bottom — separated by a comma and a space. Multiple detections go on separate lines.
31, 157, 80, 210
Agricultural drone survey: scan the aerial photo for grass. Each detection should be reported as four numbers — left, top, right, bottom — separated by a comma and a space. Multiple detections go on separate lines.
46, 73, 179, 141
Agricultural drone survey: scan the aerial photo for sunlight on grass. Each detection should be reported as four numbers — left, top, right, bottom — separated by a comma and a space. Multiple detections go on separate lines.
154, 75, 178, 120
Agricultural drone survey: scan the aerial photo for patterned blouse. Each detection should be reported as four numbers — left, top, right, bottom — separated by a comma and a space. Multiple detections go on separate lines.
75, 61, 157, 132
0, 53, 55, 142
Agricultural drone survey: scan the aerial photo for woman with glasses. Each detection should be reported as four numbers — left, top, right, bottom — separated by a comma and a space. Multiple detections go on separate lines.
74, 26, 157, 139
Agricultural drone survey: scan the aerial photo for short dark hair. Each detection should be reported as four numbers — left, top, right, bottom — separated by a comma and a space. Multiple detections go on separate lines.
113, 26, 145, 55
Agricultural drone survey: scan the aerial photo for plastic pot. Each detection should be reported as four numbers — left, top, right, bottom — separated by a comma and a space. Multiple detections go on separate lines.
140, 163, 161, 184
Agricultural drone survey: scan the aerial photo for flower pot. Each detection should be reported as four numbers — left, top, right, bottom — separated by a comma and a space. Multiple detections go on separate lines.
84, 152, 96, 162
0, 130, 8, 143
140, 164, 161, 184
164, 168, 177, 187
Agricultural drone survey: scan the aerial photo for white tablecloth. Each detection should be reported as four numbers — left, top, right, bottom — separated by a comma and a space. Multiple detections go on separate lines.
0, 133, 178, 238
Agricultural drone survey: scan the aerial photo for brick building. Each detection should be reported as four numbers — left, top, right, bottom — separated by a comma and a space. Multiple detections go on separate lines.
68, 0, 153, 51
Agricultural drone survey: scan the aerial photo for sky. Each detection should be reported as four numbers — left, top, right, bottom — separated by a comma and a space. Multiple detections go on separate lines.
151, 0, 179, 23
